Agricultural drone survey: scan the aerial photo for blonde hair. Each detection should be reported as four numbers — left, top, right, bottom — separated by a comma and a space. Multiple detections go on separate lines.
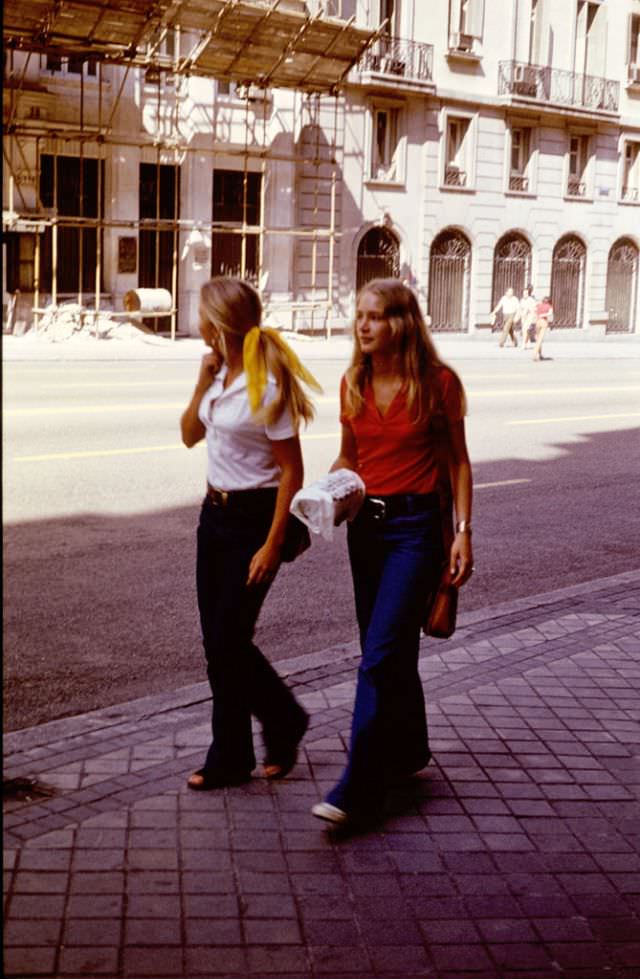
199, 277, 317, 427
343, 278, 467, 423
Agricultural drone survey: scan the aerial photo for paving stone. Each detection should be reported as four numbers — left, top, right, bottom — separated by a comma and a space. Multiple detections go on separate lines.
123, 946, 185, 975
64, 916, 122, 946
4, 918, 61, 946
3, 946, 57, 975
125, 917, 182, 945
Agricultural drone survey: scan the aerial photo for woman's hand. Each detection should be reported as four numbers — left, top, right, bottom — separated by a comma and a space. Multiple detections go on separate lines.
449, 532, 474, 588
197, 351, 222, 389
247, 541, 282, 588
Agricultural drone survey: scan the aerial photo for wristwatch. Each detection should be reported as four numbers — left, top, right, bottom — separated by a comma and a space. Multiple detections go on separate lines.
455, 520, 472, 534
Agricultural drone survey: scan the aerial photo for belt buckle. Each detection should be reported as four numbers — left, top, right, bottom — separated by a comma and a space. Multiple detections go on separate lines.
209, 487, 229, 507
368, 497, 386, 521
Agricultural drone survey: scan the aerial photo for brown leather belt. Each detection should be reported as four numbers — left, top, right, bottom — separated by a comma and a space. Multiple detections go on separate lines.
206, 484, 276, 508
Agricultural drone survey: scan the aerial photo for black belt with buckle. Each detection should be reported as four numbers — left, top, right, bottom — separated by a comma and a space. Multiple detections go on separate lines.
206, 484, 277, 509
363, 492, 440, 521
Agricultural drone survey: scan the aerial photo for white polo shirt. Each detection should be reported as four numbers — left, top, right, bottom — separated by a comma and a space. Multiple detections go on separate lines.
198, 367, 296, 491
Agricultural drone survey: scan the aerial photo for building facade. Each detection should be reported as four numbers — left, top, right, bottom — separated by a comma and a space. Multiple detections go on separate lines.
3, 0, 640, 337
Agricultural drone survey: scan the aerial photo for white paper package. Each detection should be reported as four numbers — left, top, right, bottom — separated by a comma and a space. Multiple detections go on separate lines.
290, 469, 366, 541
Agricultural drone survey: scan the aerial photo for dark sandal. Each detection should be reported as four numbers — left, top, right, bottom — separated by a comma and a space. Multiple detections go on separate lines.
187, 768, 252, 791
263, 711, 309, 780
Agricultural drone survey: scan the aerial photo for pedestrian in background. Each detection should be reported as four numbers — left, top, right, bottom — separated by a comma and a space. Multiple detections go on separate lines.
533, 295, 554, 362
519, 284, 537, 350
312, 278, 474, 827
180, 277, 320, 790
491, 286, 520, 348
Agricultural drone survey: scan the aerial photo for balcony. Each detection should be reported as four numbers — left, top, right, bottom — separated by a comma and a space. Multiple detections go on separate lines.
498, 60, 619, 116
508, 174, 529, 193
567, 177, 587, 198
356, 36, 434, 91
622, 186, 640, 203
446, 32, 481, 63
444, 165, 467, 188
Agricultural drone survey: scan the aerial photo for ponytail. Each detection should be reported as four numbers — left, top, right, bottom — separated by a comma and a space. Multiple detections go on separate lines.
243, 326, 321, 428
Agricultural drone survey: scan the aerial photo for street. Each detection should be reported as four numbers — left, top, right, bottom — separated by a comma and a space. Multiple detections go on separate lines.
3, 349, 640, 730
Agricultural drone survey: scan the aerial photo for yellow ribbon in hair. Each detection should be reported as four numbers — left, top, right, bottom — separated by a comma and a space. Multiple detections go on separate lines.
243, 326, 322, 413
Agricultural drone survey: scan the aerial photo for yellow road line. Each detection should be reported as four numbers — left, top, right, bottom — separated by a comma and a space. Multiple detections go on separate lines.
475, 478, 530, 489
13, 432, 338, 462
14, 444, 198, 462
508, 412, 640, 426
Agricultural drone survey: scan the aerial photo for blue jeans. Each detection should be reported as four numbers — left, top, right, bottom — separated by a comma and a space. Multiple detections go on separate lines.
326, 501, 444, 815
196, 495, 306, 777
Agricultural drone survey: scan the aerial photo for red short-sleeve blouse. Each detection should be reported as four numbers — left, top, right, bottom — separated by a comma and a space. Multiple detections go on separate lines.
340, 366, 463, 496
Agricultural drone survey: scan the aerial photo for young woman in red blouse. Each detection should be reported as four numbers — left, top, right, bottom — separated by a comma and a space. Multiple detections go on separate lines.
312, 279, 474, 826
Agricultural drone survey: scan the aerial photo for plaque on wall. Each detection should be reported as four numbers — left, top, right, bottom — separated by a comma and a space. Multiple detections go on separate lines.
118, 236, 137, 274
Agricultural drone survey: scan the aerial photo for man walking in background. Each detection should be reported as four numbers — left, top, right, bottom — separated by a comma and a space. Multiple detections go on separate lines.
491, 286, 520, 348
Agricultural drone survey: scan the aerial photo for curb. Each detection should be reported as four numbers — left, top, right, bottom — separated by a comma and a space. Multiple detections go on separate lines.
5, 568, 639, 756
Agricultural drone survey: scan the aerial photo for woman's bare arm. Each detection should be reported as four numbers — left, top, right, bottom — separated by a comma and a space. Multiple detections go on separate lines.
246, 435, 304, 587
330, 424, 358, 473
180, 353, 219, 447
446, 418, 474, 587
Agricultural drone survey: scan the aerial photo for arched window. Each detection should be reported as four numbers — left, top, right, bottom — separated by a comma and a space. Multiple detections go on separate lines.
606, 238, 638, 334
428, 230, 471, 332
550, 235, 586, 329
356, 226, 400, 291
491, 233, 531, 310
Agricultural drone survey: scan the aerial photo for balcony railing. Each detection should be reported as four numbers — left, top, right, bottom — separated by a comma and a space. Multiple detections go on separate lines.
444, 165, 467, 188
567, 177, 587, 198
622, 186, 640, 202
498, 60, 619, 114
509, 173, 529, 193
359, 36, 433, 85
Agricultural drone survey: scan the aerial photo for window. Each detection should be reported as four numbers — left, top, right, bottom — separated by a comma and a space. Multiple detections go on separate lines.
629, 14, 640, 82
379, 0, 399, 33
44, 54, 97, 76
5, 233, 36, 292
211, 169, 262, 282
528, 0, 539, 65
623, 142, 640, 202
370, 106, 402, 182
448, 0, 484, 56
567, 134, 590, 197
509, 126, 533, 192
39, 154, 104, 294
444, 116, 472, 188
139, 162, 180, 304
322, 0, 357, 18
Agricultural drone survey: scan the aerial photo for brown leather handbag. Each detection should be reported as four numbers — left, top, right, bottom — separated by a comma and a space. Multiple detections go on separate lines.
424, 411, 458, 640
425, 566, 458, 639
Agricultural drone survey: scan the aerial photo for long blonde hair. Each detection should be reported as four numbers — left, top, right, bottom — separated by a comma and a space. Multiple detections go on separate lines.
343, 278, 467, 423
199, 277, 319, 427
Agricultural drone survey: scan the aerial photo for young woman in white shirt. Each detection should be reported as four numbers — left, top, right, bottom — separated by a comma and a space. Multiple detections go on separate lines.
180, 277, 320, 790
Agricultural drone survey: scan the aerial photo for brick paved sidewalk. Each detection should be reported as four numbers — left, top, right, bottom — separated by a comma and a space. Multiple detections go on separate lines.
3, 572, 640, 979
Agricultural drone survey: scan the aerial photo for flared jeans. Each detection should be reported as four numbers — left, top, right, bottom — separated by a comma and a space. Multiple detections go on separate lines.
326, 500, 444, 815
196, 495, 306, 777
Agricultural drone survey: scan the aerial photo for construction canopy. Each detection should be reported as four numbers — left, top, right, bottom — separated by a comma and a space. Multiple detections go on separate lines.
3, 0, 377, 92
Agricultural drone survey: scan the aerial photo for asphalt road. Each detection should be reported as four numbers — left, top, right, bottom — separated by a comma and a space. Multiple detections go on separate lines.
3, 352, 640, 730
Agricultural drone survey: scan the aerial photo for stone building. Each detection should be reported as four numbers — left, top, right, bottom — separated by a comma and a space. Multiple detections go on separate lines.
3, 0, 640, 337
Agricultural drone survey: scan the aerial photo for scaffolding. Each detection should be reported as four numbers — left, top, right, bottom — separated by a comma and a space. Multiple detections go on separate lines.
3, 0, 380, 337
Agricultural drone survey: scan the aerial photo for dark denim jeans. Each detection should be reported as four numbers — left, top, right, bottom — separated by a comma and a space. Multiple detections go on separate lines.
196, 495, 306, 777
326, 502, 444, 815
